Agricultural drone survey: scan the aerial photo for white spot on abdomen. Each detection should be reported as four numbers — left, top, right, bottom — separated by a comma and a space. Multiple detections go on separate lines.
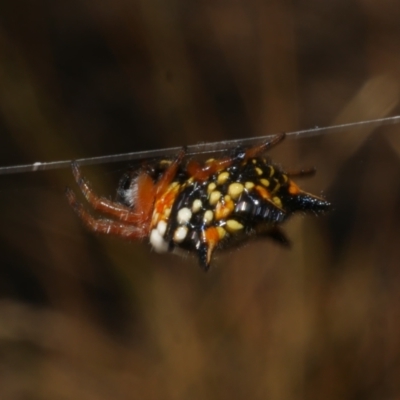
150, 229, 169, 253
157, 220, 167, 236
177, 207, 192, 224
228, 183, 244, 199
173, 226, 188, 243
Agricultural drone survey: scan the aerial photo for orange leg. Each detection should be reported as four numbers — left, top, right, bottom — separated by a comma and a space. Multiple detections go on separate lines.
186, 158, 233, 181
122, 151, 187, 223
154, 149, 186, 198
69, 148, 186, 230
71, 162, 133, 219
71, 162, 157, 226
66, 188, 146, 239
244, 133, 285, 159
187, 133, 286, 182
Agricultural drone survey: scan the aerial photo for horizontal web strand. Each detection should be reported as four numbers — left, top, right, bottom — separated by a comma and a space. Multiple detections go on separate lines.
1, 115, 400, 175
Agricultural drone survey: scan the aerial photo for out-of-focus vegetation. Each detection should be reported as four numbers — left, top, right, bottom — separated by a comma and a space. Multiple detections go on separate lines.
1, 1, 400, 399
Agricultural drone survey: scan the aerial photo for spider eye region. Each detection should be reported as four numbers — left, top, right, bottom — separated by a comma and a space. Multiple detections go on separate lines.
67, 134, 330, 271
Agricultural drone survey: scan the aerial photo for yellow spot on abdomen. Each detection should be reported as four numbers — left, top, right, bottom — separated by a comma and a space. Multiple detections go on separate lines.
209, 190, 222, 205
228, 182, 244, 199
226, 219, 244, 232
192, 199, 203, 213
203, 210, 214, 224
216, 226, 226, 240
207, 182, 217, 194
260, 178, 270, 187
245, 181, 255, 190
217, 171, 230, 185
272, 196, 282, 207
269, 166, 275, 177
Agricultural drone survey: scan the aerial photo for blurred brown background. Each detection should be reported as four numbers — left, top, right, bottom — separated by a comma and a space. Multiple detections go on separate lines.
1, 0, 400, 399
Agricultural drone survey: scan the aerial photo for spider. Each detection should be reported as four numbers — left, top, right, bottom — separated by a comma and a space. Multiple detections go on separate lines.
66, 133, 330, 270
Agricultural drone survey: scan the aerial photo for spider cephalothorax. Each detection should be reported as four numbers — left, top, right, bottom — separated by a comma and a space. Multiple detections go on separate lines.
66, 133, 330, 270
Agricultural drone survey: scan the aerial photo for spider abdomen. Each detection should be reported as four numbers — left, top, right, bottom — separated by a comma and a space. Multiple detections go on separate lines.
147, 154, 328, 270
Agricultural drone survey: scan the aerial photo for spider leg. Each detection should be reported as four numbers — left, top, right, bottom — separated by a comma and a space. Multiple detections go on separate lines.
244, 132, 285, 159
186, 157, 233, 181
71, 162, 155, 225
187, 133, 286, 182
71, 162, 132, 217
66, 188, 146, 239
286, 166, 316, 178
154, 148, 186, 197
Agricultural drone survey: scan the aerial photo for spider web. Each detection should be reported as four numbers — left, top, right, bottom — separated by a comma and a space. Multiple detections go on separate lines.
1, 115, 400, 175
